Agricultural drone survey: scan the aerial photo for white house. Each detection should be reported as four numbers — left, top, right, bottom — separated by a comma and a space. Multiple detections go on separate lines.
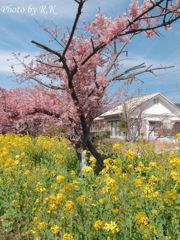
91, 93, 180, 140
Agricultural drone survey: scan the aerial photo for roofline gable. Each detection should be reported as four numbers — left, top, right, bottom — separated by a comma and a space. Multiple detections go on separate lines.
156, 94, 180, 114
98, 92, 180, 119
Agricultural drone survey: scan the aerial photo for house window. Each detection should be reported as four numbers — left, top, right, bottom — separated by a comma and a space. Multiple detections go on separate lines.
110, 120, 125, 137
149, 121, 161, 136
111, 121, 119, 137
173, 122, 180, 133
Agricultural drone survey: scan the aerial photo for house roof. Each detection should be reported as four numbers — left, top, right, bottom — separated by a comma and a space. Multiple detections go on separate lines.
96, 92, 180, 119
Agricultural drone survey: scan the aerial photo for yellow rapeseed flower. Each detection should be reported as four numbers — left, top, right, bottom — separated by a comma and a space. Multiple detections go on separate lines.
94, 220, 104, 230
112, 143, 121, 152
24, 169, 30, 175
104, 176, 116, 186
37, 222, 46, 230
82, 166, 93, 175
134, 176, 143, 187
70, 170, 76, 176
135, 213, 149, 226
135, 161, 144, 172
148, 225, 157, 235
120, 173, 127, 181
175, 133, 180, 139
149, 162, 157, 168
143, 185, 153, 194
49, 203, 56, 211
89, 156, 96, 166
103, 221, 119, 233
149, 175, 158, 184
56, 192, 63, 201
64, 201, 74, 211
127, 164, 133, 172
56, 175, 65, 184
51, 225, 60, 235
165, 190, 178, 201
76, 194, 86, 203
35, 182, 46, 193
111, 208, 119, 214
169, 157, 180, 167
170, 170, 179, 182
126, 150, 135, 160
62, 233, 74, 240
54, 153, 64, 160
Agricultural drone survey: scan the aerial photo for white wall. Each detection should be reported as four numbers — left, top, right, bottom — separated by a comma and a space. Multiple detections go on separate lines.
143, 99, 176, 116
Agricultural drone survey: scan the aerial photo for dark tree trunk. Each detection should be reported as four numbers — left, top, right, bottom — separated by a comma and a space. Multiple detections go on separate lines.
74, 131, 104, 171
86, 139, 104, 169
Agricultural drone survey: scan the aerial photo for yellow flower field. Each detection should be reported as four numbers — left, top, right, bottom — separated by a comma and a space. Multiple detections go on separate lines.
0, 134, 179, 240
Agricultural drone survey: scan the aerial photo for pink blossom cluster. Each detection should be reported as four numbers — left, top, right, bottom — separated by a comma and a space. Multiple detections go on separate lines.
0, 88, 63, 135
84, 0, 180, 41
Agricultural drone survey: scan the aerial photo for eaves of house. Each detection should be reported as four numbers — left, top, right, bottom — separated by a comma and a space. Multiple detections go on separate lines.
95, 92, 180, 120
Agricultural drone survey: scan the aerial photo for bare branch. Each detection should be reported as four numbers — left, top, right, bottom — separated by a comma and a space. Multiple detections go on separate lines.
31, 40, 62, 59
30, 76, 65, 90
91, 38, 95, 51
108, 64, 174, 83
36, 60, 63, 69
31, 40, 71, 80
103, 35, 134, 77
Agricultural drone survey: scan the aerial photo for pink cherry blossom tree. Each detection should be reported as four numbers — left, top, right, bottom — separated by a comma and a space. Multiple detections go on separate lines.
0, 87, 64, 135
10, 0, 180, 166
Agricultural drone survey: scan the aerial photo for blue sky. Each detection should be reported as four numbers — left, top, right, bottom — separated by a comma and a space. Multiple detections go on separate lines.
0, 0, 180, 102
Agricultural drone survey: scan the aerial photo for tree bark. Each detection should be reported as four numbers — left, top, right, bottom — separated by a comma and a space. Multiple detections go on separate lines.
75, 135, 104, 171
86, 139, 104, 169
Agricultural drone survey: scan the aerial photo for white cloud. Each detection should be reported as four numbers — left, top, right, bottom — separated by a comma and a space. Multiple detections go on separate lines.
0, 52, 18, 73
0, 51, 36, 73
0, 26, 30, 49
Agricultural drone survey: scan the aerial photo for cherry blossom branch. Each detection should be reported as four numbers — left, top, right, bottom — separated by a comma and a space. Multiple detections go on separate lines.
36, 60, 63, 69
121, 15, 180, 36
13, 54, 65, 89
29, 108, 61, 118
80, 0, 179, 67
31, 40, 88, 133
31, 40, 71, 80
62, 0, 86, 57
34, 20, 65, 49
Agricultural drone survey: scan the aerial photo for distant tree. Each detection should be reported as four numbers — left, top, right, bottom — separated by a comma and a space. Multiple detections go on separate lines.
7, 0, 180, 166
118, 102, 144, 142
